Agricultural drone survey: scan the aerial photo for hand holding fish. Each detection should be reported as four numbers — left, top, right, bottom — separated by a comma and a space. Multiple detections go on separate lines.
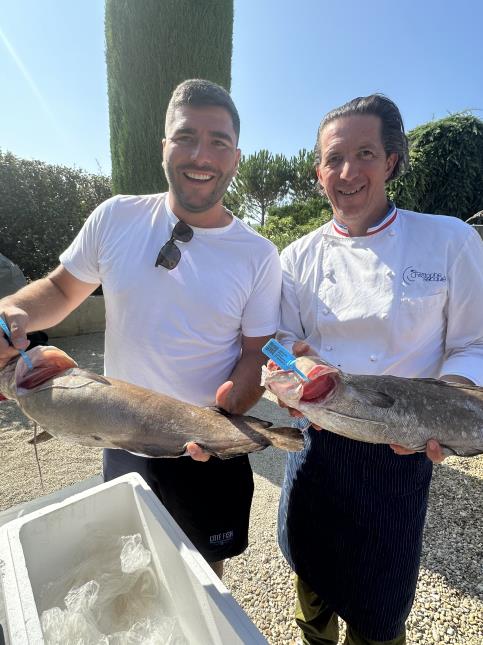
0, 304, 30, 368
390, 374, 475, 463
390, 438, 446, 464
271, 341, 323, 427
185, 380, 238, 462
185, 442, 211, 462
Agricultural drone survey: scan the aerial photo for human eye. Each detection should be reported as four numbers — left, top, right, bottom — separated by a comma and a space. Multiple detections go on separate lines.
173, 134, 194, 145
213, 138, 230, 149
359, 149, 375, 159
325, 153, 341, 167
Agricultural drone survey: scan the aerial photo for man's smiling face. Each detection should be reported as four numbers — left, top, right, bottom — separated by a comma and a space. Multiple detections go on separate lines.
162, 105, 240, 218
316, 114, 397, 235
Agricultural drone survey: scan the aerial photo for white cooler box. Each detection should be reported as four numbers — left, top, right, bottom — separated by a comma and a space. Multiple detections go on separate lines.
0, 472, 268, 644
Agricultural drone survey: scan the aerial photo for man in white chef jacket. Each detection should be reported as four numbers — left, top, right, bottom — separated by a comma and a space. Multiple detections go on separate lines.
277, 94, 483, 645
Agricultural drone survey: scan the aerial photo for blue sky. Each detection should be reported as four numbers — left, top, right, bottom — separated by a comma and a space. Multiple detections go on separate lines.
1, 0, 482, 176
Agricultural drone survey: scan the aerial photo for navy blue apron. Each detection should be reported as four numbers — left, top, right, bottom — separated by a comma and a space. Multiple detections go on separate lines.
278, 427, 433, 641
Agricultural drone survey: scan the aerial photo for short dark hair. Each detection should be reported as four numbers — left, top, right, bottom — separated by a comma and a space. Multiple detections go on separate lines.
165, 79, 240, 143
314, 94, 409, 181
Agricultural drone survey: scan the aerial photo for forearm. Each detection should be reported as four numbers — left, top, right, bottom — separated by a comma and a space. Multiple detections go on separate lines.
219, 333, 275, 415
225, 353, 267, 414
0, 266, 98, 332
2, 279, 69, 331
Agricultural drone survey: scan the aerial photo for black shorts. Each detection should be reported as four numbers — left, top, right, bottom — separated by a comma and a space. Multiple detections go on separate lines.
103, 448, 254, 562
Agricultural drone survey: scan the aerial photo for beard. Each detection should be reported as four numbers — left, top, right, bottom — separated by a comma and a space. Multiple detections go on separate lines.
163, 160, 234, 213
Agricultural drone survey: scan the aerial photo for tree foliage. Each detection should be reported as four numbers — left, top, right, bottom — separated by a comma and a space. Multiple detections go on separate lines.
259, 210, 331, 252
260, 196, 331, 251
389, 113, 483, 219
0, 150, 111, 281
288, 148, 325, 203
267, 197, 330, 226
105, 0, 234, 195
233, 150, 290, 226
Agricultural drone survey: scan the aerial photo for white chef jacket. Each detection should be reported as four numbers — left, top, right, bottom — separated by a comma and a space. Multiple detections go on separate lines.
278, 208, 483, 385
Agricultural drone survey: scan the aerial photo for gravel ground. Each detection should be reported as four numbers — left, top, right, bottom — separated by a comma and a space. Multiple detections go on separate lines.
1, 332, 482, 645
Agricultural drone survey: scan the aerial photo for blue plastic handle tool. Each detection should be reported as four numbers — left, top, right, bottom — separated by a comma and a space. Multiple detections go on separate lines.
0, 317, 33, 370
262, 339, 309, 381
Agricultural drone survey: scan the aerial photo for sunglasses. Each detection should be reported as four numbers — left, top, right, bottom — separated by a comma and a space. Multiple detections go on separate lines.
155, 220, 194, 270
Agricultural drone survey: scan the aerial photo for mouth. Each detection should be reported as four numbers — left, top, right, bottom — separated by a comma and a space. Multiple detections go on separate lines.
299, 365, 338, 404
263, 363, 338, 405
183, 170, 215, 183
16, 346, 77, 391
337, 185, 365, 197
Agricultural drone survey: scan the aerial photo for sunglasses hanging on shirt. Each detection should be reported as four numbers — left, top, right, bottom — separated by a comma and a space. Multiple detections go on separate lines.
155, 220, 194, 270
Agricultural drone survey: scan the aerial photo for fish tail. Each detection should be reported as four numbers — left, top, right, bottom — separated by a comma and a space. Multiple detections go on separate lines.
268, 426, 304, 452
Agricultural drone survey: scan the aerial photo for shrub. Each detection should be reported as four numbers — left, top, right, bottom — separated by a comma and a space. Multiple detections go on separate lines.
389, 114, 483, 219
0, 150, 111, 281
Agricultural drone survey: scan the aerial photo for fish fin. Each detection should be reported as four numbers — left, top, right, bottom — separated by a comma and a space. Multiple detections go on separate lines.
411, 377, 482, 391
268, 427, 305, 452
205, 405, 230, 417
72, 369, 111, 385
205, 406, 274, 429
28, 430, 54, 444
351, 388, 395, 408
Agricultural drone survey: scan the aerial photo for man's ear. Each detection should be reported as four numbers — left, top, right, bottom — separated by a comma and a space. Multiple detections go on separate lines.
234, 148, 241, 171
316, 164, 322, 183
385, 152, 398, 180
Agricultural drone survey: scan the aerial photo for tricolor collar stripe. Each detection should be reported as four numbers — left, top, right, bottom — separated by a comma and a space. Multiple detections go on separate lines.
332, 207, 398, 237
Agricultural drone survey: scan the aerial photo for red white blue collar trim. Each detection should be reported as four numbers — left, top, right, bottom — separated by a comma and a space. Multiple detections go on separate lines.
332, 204, 398, 237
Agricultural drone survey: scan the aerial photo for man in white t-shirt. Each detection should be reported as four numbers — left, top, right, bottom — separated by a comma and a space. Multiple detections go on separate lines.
0, 79, 282, 578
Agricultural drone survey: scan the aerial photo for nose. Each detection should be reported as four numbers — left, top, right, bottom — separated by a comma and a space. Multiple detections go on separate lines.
189, 139, 212, 165
340, 158, 359, 181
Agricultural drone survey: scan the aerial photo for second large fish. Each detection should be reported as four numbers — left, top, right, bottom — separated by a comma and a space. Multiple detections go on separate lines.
262, 356, 483, 457
0, 346, 303, 458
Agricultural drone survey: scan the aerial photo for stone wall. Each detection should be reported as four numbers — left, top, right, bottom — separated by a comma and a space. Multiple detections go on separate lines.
49, 296, 105, 338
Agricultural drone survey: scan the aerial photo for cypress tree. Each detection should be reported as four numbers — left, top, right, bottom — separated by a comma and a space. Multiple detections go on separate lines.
105, 0, 234, 195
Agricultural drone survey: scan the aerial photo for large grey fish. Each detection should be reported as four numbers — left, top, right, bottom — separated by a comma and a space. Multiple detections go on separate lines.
0, 346, 303, 458
262, 356, 483, 457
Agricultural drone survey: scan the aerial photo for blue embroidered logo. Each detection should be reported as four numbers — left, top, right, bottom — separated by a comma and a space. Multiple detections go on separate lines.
403, 266, 447, 284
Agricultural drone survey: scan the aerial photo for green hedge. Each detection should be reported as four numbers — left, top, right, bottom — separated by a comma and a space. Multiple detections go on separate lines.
389, 114, 483, 219
0, 150, 111, 281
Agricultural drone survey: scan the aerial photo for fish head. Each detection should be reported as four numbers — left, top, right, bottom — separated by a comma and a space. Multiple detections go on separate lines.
262, 356, 340, 409
0, 345, 77, 400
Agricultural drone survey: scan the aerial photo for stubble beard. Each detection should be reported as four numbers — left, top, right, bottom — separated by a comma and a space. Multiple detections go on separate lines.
164, 162, 233, 214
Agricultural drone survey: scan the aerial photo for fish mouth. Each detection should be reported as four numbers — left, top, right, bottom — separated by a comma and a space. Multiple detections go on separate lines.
16, 346, 78, 392
300, 365, 338, 404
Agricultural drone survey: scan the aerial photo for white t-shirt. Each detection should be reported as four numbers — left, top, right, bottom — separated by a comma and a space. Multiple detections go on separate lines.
278, 208, 483, 384
60, 193, 281, 406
